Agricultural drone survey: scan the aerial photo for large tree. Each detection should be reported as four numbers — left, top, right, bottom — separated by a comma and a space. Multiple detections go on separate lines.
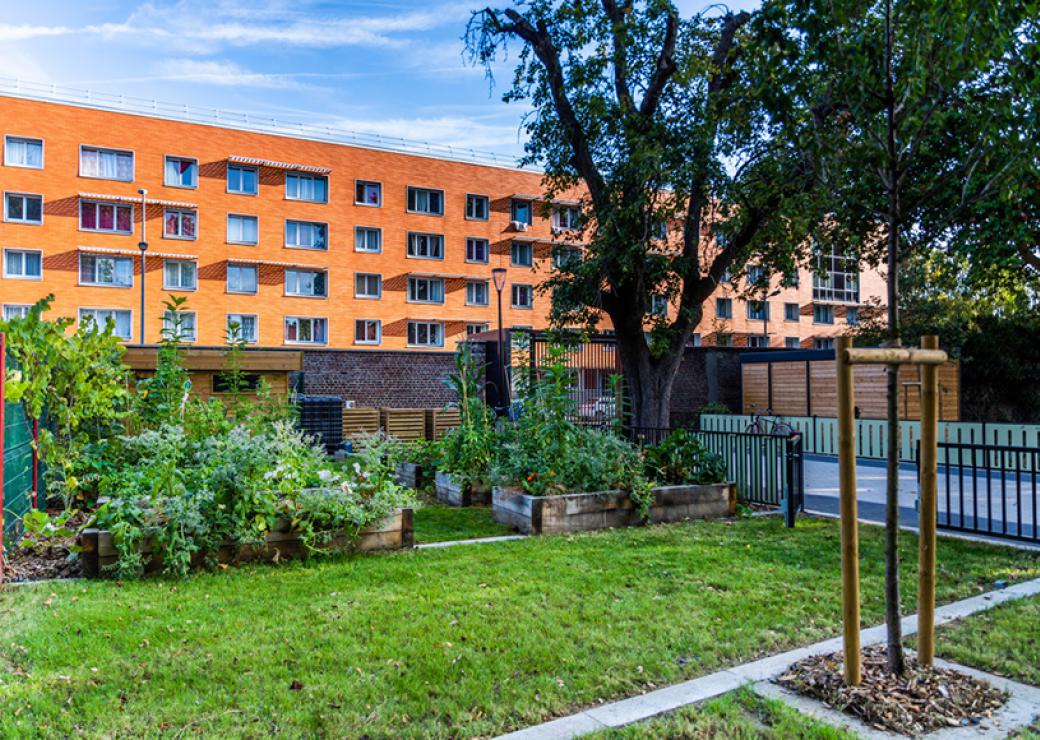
466, 0, 820, 427
757, 0, 1039, 673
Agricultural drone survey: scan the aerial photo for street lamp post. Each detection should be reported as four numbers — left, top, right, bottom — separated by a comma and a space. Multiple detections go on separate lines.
491, 267, 508, 412
138, 189, 149, 344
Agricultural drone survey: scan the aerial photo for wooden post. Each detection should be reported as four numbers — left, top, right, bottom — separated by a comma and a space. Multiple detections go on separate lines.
917, 335, 939, 665
836, 336, 861, 685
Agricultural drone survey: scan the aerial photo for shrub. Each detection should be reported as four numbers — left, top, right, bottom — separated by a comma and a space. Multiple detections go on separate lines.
644, 429, 727, 486
440, 345, 497, 488
699, 401, 732, 416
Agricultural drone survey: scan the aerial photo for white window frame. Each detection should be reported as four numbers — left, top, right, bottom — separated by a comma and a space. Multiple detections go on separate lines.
4, 135, 44, 169
3, 248, 43, 280
285, 220, 329, 250
285, 171, 328, 204
716, 297, 733, 319
284, 316, 328, 346
162, 310, 197, 342
79, 145, 135, 182
511, 283, 533, 309
813, 304, 835, 325
814, 337, 836, 350
2, 304, 32, 321
407, 320, 444, 348
78, 308, 133, 340
354, 180, 382, 207
407, 276, 445, 304
227, 213, 259, 245
285, 268, 328, 298
78, 253, 134, 288
466, 280, 490, 306
552, 245, 581, 270
163, 209, 198, 240
406, 232, 444, 260
226, 314, 259, 344
747, 300, 769, 321
227, 164, 259, 196
465, 193, 490, 221
354, 226, 382, 253
511, 199, 533, 225
79, 199, 134, 235
465, 237, 489, 264
164, 155, 198, 189
552, 206, 581, 230
511, 241, 533, 267
226, 263, 259, 295
747, 335, 769, 349
163, 259, 197, 291
785, 337, 801, 349
354, 273, 382, 299
651, 295, 668, 317
354, 319, 382, 345
784, 302, 800, 322
406, 186, 445, 216
4, 192, 44, 225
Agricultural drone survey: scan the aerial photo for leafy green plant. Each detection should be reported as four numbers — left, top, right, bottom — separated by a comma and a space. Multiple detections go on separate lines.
135, 295, 192, 428
644, 429, 727, 486
18, 510, 79, 552
440, 345, 497, 488
699, 401, 732, 416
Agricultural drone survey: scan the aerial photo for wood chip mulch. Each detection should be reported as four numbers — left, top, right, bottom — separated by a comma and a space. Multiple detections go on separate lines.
776, 645, 1008, 736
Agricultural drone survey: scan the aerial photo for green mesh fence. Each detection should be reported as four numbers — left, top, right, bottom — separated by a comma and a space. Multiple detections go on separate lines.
3, 353, 36, 538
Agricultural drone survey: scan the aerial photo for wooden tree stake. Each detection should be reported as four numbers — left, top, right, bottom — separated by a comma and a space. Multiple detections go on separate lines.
917, 335, 939, 665
836, 335, 862, 685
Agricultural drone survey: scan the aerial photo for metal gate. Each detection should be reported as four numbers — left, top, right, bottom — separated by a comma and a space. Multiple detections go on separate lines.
526, 331, 623, 422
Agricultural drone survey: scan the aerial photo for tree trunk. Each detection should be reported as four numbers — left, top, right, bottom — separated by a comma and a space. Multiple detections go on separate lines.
614, 334, 683, 429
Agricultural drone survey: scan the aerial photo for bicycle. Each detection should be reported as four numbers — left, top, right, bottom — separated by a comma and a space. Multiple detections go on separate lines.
746, 405, 796, 436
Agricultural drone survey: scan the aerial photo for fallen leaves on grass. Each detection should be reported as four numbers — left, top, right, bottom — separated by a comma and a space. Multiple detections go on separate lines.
777, 645, 1007, 736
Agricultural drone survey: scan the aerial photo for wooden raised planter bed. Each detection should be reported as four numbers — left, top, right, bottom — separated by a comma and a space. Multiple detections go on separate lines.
395, 462, 427, 489
491, 484, 735, 535
435, 471, 492, 507
79, 508, 413, 578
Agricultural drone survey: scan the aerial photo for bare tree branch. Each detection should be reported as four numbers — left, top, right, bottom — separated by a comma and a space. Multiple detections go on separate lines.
639, 8, 679, 117
601, 0, 636, 113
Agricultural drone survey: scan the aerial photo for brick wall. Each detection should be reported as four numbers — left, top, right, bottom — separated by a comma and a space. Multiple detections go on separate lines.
302, 345, 485, 408
669, 347, 745, 426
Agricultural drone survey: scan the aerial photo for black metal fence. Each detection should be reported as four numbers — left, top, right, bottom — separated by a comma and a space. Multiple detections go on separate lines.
628, 426, 804, 527
930, 441, 1038, 544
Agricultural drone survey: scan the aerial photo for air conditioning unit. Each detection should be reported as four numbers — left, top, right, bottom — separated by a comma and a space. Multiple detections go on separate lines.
512, 221, 529, 232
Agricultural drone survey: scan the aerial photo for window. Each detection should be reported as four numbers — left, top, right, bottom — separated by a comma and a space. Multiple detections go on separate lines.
511, 241, 533, 267
164, 209, 197, 240
227, 214, 259, 245
747, 265, 766, 287
813, 304, 835, 324
747, 300, 769, 321
355, 180, 381, 206
652, 222, 669, 241
784, 302, 800, 322
466, 238, 489, 263
716, 297, 733, 319
407, 232, 444, 259
406, 187, 444, 215
354, 273, 382, 299
511, 284, 533, 309
4, 136, 43, 168
163, 259, 196, 290
466, 323, 489, 336
80, 200, 133, 234
164, 156, 198, 188
285, 316, 327, 345
79, 308, 132, 339
511, 199, 532, 225
4, 193, 43, 224
79, 253, 133, 287
407, 276, 444, 304
748, 335, 769, 348
720, 268, 732, 284
813, 245, 860, 303
80, 146, 134, 181
845, 307, 859, 326
285, 220, 328, 250
227, 263, 258, 294
407, 321, 443, 347
162, 310, 197, 341
285, 269, 327, 298
227, 314, 258, 343
286, 172, 328, 203
354, 319, 381, 345
466, 280, 489, 306
651, 295, 668, 317
466, 194, 489, 221
689, 333, 702, 347
2, 304, 31, 320
552, 245, 581, 270
227, 164, 258, 195
355, 226, 382, 253
785, 337, 801, 349
553, 206, 581, 230
814, 337, 836, 350
3, 249, 42, 280
716, 333, 733, 347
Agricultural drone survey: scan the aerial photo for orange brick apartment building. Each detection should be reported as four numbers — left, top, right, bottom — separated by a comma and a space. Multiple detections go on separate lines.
0, 86, 882, 353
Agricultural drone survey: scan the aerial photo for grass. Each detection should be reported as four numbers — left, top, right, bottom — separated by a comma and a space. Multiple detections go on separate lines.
927, 594, 1040, 687
586, 687, 855, 739
412, 501, 514, 543
1, 516, 1037, 738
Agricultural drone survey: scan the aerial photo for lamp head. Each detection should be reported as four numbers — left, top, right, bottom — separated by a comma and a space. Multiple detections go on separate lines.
492, 267, 507, 292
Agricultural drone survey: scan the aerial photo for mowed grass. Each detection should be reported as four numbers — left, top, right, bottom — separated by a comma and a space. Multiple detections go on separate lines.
1, 517, 1037, 738
412, 502, 514, 543
587, 687, 855, 739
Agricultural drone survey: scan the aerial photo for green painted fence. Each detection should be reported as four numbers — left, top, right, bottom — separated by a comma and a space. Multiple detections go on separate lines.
3, 356, 36, 538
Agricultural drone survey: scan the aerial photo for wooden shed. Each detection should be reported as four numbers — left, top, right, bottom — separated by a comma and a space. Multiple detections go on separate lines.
123, 346, 302, 400
741, 348, 961, 421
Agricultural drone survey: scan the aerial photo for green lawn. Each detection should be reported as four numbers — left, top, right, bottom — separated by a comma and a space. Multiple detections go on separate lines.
412, 502, 514, 543
1, 517, 1037, 738
587, 688, 854, 739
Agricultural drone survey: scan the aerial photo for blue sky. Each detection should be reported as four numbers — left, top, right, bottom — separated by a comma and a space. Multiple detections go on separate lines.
0, 0, 757, 159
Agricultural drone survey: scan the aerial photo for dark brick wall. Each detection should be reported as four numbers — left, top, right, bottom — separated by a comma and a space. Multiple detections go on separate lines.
302, 346, 483, 408
669, 347, 745, 426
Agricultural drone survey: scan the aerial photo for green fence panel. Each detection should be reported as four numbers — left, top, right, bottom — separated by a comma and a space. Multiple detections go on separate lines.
3, 352, 37, 538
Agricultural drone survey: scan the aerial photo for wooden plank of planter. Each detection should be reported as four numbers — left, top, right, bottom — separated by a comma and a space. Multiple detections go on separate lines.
380, 408, 426, 441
